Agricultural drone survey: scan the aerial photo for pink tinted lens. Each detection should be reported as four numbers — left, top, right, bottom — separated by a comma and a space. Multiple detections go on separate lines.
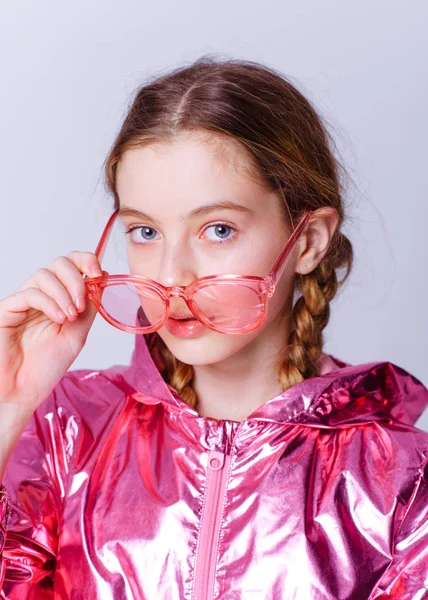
100, 281, 265, 333
100, 283, 166, 329
192, 282, 265, 331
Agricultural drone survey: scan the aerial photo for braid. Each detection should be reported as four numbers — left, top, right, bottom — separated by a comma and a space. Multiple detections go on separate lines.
156, 335, 198, 409
277, 230, 353, 390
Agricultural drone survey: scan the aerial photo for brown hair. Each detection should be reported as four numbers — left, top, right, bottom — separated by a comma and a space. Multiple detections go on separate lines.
104, 56, 354, 409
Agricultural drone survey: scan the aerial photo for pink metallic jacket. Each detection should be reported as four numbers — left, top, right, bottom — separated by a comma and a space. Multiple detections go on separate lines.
0, 332, 427, 599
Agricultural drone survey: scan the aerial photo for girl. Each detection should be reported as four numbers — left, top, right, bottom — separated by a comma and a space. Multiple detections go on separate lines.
0, 57, 427, 600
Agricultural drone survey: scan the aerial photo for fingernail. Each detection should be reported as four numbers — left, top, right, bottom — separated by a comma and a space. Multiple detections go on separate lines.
75, 296, 85, 312
68, 305, 77, 317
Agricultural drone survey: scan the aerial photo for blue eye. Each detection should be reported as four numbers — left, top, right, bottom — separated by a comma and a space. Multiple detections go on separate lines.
125, 222, 237, 245
125, 226, 159, 244
203, 223, 236, 243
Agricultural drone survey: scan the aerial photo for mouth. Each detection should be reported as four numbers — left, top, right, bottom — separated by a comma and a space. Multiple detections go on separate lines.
165, 314, 207, 338
169, 315, 196, 321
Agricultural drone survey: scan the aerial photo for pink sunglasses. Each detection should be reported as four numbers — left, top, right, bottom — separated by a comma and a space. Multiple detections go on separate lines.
84, 209, 312, 335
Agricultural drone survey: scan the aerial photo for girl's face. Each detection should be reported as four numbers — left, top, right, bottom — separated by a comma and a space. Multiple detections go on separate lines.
115, 130, 301, 366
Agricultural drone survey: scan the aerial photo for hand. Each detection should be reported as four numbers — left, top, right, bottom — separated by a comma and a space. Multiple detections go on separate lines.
0, 251, 103, 413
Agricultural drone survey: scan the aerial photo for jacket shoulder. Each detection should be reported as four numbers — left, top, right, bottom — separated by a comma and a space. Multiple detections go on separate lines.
319, 355, 428, 427
31, 363, 136, 445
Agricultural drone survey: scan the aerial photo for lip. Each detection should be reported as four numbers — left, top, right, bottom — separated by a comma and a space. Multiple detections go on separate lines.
169, 314, 195, 320
165, 317, 207, 338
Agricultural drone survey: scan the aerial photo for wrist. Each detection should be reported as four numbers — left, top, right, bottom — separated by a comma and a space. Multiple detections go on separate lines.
0, 403, 34, 481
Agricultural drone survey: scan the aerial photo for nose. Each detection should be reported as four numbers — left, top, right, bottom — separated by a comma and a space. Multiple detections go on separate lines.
156, 240, 197, 315
156, 239, 196, 287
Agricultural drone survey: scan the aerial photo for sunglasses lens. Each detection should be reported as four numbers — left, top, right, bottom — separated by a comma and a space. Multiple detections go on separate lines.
192, 282, 265, 332
98, 281, 265, 333
100, 283, 166, 329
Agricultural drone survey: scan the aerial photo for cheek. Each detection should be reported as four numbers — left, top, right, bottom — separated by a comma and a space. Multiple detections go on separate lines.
126, 248, 138, 274
251, 251, 297, 329
266, 270, 296, 319
127, 250, 156, 278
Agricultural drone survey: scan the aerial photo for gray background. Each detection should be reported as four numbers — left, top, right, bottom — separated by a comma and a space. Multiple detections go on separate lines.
1, 0, 427, 430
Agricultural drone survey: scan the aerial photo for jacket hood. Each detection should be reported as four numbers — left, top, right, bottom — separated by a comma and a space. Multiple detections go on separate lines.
110, 332, 428, 429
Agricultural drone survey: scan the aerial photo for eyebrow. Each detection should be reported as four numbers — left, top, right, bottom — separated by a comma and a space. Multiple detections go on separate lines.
118, 200, 252, 223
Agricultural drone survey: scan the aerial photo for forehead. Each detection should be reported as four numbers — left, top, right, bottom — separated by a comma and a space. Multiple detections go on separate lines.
115, 132, 276, 219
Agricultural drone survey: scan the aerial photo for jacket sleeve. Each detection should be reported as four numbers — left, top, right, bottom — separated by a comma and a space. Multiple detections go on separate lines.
0, 388, 68, 599
369, 451, 428, 599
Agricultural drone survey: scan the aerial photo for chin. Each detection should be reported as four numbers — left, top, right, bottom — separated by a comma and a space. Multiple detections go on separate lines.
156, 326, 259, 367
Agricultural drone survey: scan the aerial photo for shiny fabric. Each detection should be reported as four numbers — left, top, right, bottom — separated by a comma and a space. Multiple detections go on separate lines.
0, 332, 427, 599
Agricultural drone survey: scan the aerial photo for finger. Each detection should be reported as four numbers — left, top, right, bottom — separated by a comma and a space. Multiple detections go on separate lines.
0, 287, 68, 328
59, 293, 99, 343
66, 251, 103, 279
25, 268, 81, 320
48, 252, 103, 313
14, 253, 103, 316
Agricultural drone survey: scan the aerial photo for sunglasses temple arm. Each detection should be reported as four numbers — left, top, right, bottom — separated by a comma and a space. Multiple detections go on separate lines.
268, 210, 312, 286
93, 209, 120, 266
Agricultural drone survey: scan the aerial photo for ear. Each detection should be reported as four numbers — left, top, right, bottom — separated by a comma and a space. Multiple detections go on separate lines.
294, 207, 340, 275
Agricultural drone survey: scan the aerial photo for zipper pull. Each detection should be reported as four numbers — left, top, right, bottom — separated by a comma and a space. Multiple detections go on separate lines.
207, 450, 225, 471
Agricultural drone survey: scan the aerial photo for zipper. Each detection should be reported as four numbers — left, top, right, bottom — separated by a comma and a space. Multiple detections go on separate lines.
193, 449, 231, 600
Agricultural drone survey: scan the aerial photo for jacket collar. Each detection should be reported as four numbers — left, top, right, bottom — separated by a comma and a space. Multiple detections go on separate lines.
120, 332, 428, 428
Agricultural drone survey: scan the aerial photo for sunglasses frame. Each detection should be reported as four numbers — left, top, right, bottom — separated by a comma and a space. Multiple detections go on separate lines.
84, 208, 312, 335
